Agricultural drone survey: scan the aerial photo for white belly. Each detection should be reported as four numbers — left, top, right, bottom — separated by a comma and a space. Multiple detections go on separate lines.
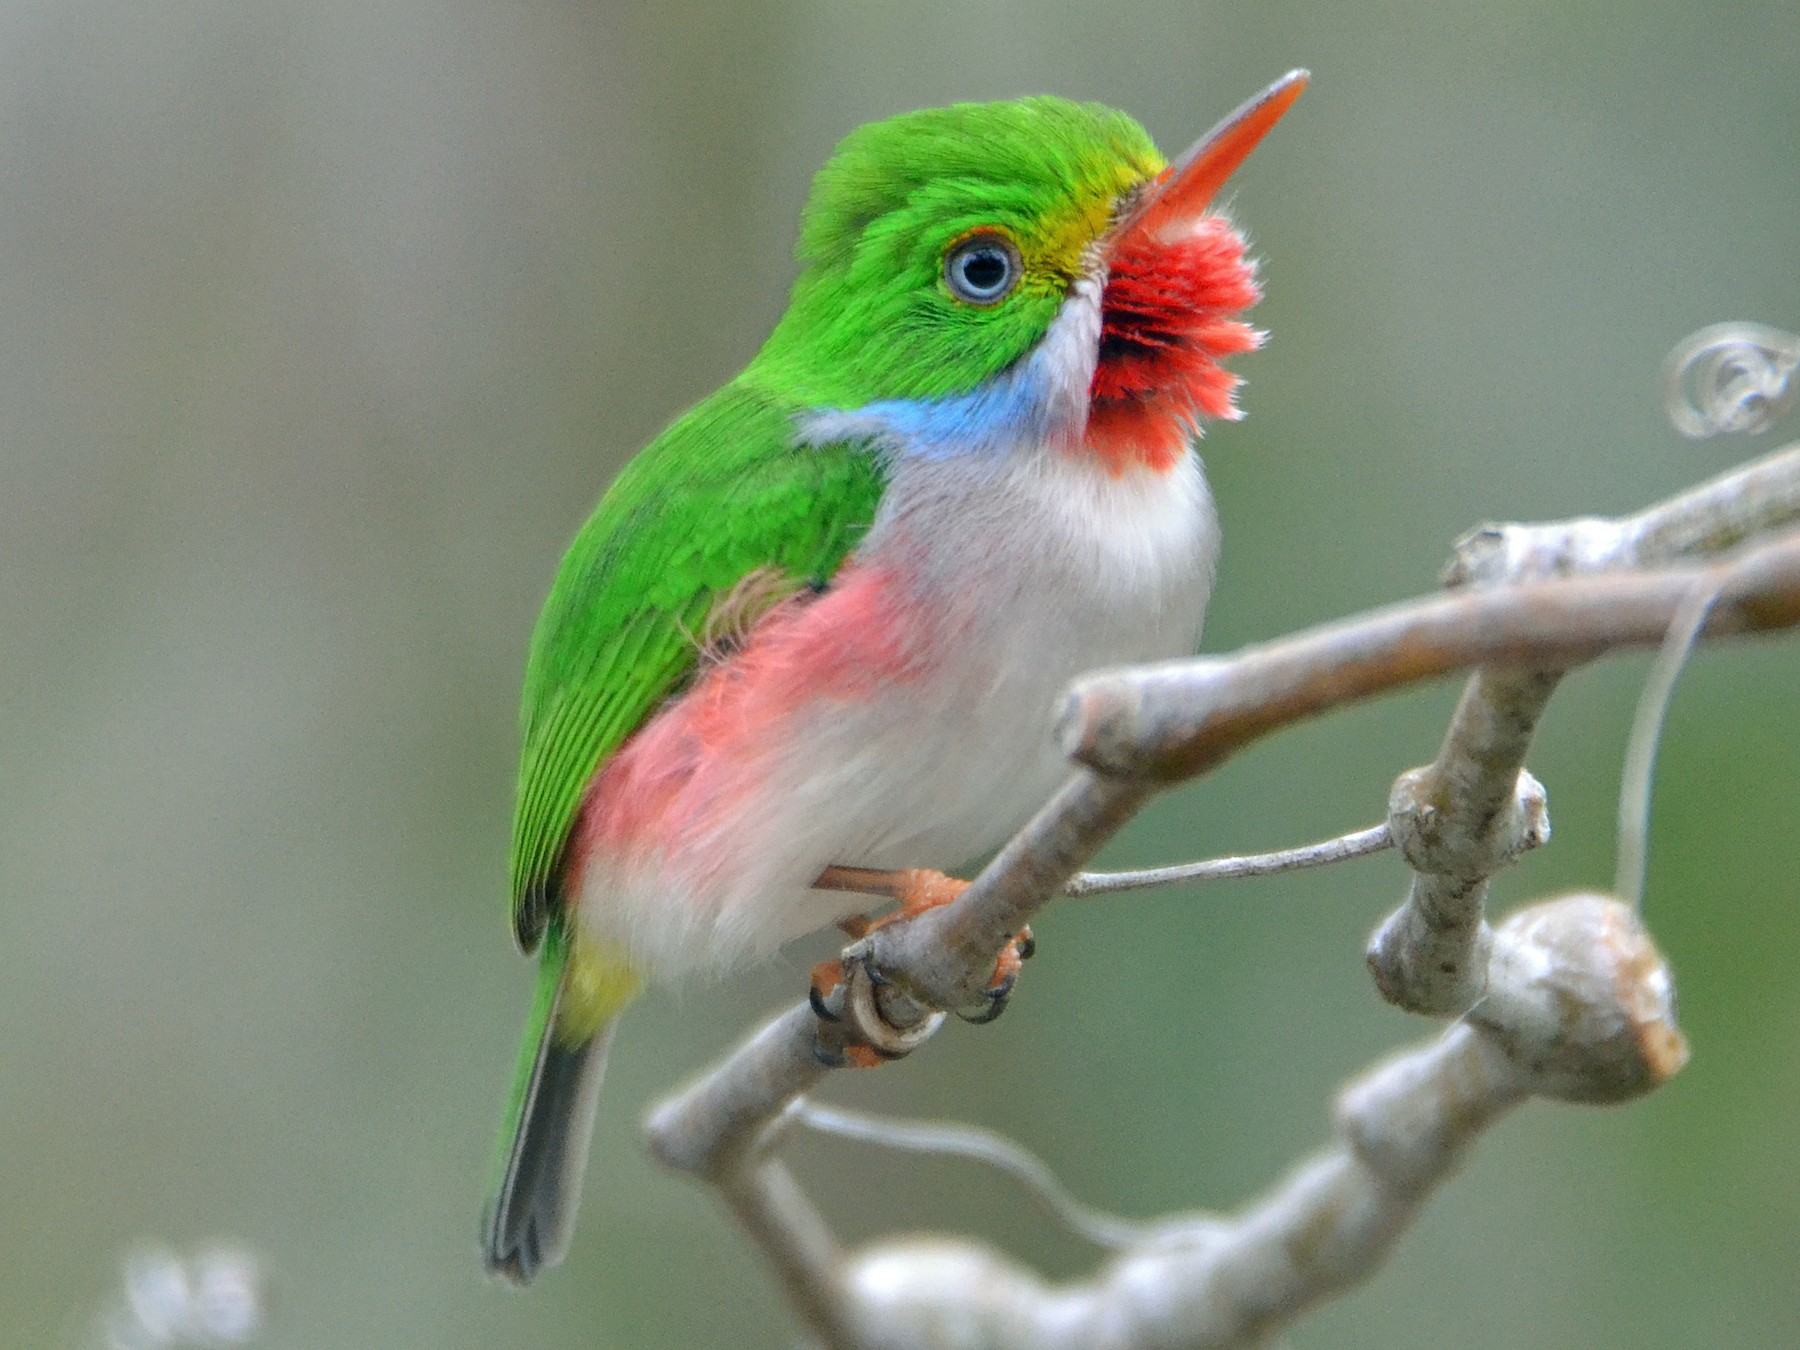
570, 444, 1218, 982
848, 444, 1217, 867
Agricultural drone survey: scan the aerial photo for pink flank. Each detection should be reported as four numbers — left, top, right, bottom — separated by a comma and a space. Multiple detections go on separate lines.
568, 563, 936, 885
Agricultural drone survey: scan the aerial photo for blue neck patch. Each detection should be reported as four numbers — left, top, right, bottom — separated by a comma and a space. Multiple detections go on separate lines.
797, 338, 1080, 463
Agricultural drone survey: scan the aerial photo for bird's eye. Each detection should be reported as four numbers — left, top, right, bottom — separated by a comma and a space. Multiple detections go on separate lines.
943, 234, 1021, 305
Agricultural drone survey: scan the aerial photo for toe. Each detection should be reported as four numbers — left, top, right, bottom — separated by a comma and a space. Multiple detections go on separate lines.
892, 869, 971, 920
809, 959, 846, 1022
958, 978, 1014, 1024
956, 935, 1027, 1024
989, 941, 1024, 995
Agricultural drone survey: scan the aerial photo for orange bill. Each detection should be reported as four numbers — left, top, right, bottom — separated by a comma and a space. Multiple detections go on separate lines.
1112, 68, 1310, 251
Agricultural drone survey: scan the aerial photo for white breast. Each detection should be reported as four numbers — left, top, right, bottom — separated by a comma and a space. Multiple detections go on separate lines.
846, 444, 1219, 870
574, 281, 1222, 980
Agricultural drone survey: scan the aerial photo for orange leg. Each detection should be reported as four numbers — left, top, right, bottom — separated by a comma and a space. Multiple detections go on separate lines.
819, 865, 972, 923
809, 866, 1035, 1061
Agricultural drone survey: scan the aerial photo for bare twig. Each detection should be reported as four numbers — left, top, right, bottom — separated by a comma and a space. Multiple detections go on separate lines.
791, 1101, 1198, 1251
1615, 582, 1721, 909
1442, 442, 1800, 588
1063, 822, 1392, 897
1360, 441, 1800, 1014
718, 1160, 855, 1343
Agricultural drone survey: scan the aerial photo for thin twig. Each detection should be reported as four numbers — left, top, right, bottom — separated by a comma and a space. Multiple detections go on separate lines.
1615, 582, 1721, 910
1444, 443, 1800, 588
1063, 823, 1392, 897
717, 1160, 854, 1343
791, 1100, 1203, 1251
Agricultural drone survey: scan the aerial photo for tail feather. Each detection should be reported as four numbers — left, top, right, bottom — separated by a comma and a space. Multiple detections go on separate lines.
483, 926, 626, 1285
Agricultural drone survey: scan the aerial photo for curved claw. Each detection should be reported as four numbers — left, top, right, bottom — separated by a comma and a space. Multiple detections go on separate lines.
955, 928, 1033, 1023
957, 977, 1015, 1025
807, 948, 946, 1066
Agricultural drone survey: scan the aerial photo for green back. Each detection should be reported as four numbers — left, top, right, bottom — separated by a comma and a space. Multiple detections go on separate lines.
509, 381, 884, 948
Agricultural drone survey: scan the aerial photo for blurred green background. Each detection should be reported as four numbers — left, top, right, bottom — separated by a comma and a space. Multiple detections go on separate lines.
2, 1, 1796, 1346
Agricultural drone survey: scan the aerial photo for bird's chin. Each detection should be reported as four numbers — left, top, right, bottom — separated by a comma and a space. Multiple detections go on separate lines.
1083, 397, 1199, 475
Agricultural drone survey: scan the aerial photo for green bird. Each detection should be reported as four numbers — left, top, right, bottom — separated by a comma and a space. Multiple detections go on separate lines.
484, 71, 1308, 1283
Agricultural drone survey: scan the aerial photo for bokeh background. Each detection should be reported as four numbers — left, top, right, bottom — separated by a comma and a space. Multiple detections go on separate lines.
2, 2, 1796, 1346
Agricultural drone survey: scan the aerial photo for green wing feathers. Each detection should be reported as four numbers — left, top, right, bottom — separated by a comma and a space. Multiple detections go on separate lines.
507, 382, 885, 951
487, 382, 883, 1283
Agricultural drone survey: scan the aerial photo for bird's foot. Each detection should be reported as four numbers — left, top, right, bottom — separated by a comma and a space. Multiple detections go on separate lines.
959, 925, 1035, 1024
864, 868, 1035, 1023
808, 952, 938, 1067
808, 866, 1035, 1061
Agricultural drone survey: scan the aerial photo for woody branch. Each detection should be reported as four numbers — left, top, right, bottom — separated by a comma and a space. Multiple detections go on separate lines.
645, 433, 1800, 1348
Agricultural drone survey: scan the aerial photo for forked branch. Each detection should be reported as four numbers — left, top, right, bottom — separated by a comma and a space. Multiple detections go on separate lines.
645, 436, 1800, 1348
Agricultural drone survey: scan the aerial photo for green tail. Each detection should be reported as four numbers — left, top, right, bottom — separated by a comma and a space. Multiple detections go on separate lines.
482, 925, 622, 1285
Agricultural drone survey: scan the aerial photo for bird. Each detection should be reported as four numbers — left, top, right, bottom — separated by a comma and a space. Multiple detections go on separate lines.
482, 70, 1308, 1284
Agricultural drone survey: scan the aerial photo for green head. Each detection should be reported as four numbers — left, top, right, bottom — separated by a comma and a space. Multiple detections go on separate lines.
745, 75, 1308, 468
752, 98, 1161, 406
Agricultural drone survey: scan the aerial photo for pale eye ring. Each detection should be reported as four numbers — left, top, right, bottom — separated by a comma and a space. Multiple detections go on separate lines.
943, 233, 1022, 305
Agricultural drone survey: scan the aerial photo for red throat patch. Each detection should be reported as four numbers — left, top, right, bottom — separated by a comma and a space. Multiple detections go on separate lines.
1086, 215, 1261, 475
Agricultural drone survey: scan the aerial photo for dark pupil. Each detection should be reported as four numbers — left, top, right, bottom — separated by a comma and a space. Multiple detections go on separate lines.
961, 248, 1008, 293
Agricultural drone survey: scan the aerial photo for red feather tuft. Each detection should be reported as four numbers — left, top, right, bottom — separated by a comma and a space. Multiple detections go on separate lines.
1087, 215, 1260, 475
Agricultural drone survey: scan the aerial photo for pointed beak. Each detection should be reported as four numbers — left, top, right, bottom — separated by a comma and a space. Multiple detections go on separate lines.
1109, 69, 1309, 253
